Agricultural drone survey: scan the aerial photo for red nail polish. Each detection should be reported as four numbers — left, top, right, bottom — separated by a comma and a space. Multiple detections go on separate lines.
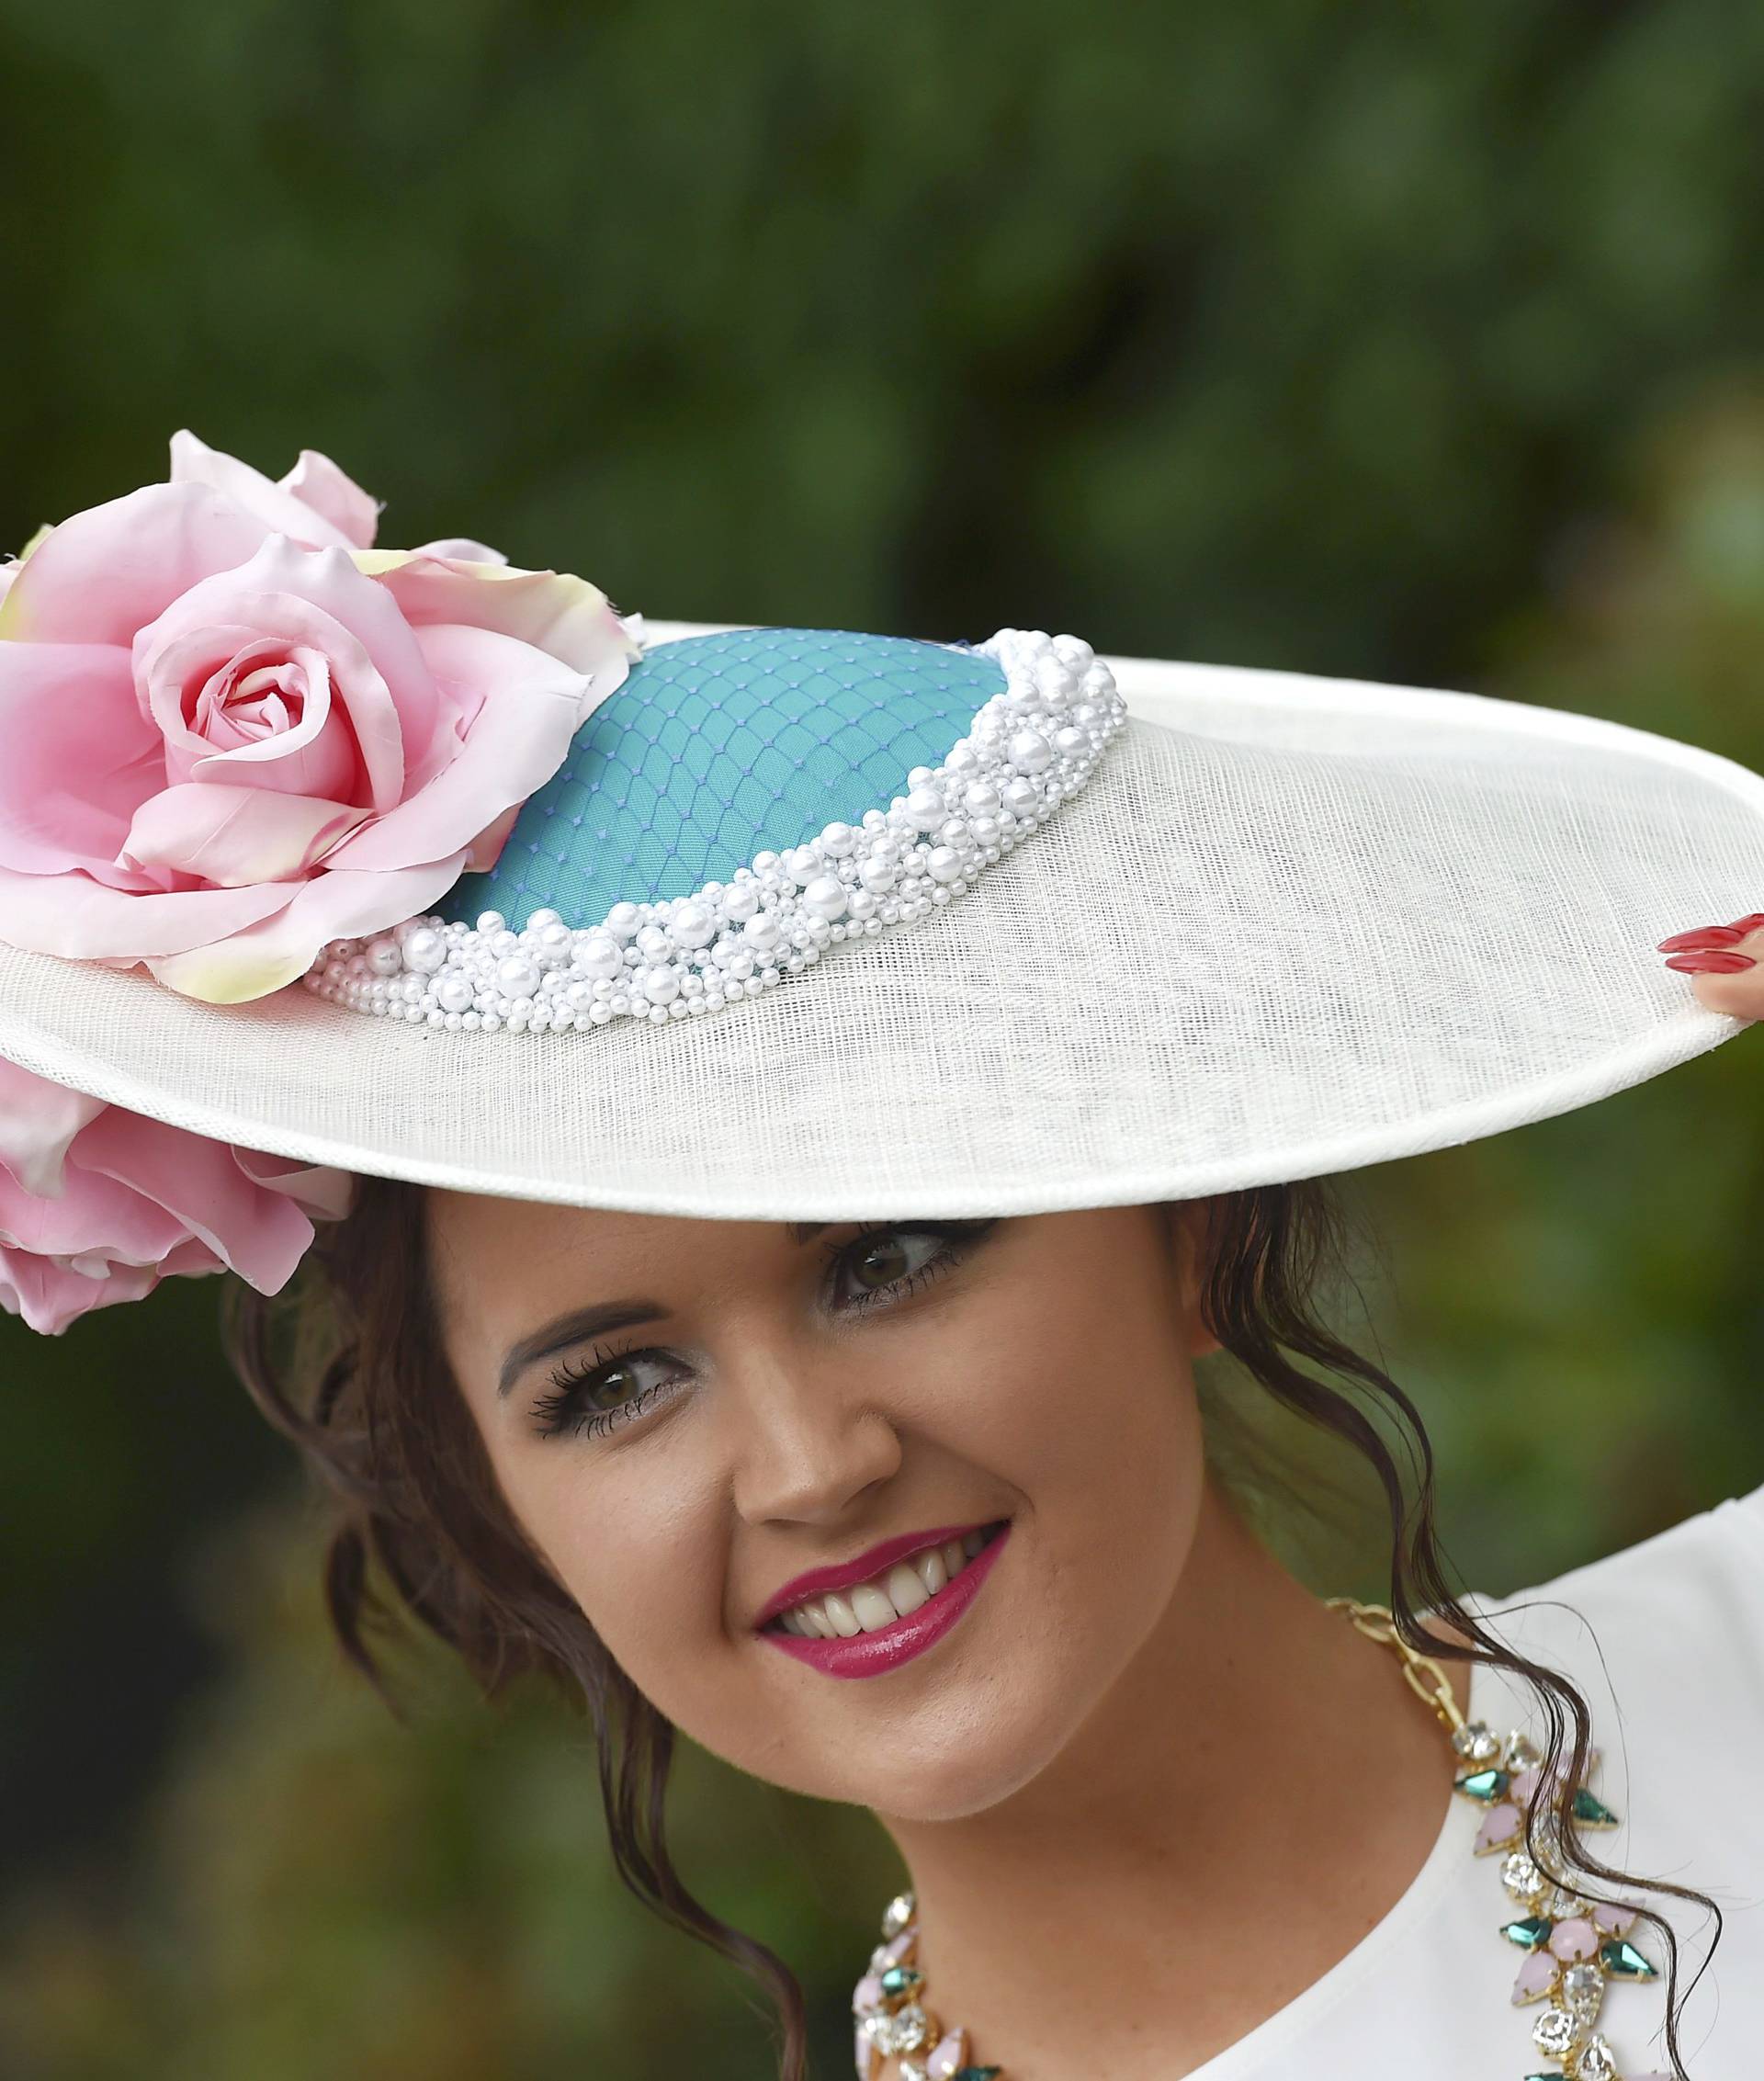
1727, 912, 1764, 934
1664, 950, 1757, 973
1657, 925, 1746, 952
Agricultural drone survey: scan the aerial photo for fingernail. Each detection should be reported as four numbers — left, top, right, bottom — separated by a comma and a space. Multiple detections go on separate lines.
1728, 912, 1764, 933
1657, 925, 1747, 952
1664, 950, 1757, 973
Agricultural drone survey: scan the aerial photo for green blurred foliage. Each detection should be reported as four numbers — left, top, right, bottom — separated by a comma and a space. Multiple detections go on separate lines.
3, 2, 1764, 2075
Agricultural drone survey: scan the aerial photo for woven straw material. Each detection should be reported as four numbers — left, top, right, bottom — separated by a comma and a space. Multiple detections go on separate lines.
0, 620, 1758, 1219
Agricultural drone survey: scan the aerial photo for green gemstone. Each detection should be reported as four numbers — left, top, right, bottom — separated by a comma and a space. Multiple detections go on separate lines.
1454, 1767, 1512, 1804
952, 2070, 1003, 2081
1571, 1787, 1619, 1826
879, 1964, 924, 2001
1500, 1915, 1554, 1950
1600, 1938, 1657, 1979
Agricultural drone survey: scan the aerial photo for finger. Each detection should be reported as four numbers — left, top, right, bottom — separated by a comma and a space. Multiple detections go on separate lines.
1670, 924, 1764, 1019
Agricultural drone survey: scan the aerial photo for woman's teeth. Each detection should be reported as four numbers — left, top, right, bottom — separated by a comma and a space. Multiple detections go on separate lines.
775, 1527, 997, 1638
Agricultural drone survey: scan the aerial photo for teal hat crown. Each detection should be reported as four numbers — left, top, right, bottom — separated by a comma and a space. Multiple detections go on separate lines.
439, 627, 1008, 932
303, 624, 1126, 1035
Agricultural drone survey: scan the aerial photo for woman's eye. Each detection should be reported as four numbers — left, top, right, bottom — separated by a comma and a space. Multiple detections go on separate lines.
830, 1222, 989, 1311
531, 1344, 689, 1441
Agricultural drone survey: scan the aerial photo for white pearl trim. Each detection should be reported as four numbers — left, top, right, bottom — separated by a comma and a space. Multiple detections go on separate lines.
299, 629, 1125, 1036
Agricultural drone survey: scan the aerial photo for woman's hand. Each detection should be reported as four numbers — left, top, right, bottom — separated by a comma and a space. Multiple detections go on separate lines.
1659, 911, 1764, 1018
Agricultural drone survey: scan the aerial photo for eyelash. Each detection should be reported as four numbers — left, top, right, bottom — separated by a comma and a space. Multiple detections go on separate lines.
526, 1219, 996, 1442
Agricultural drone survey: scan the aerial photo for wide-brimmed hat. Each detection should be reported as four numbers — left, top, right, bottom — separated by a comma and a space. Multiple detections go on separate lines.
2, 436, 1761, 1330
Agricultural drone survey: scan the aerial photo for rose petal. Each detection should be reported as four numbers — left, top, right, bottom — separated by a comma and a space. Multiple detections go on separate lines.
117, 782, 370, 887
319, 623, 587, 873
0, 858, 297, 960
0, 640, 164, 877
233, 1147, 356, 1222
0, 1057, 107, 1196
142, 854, 469, 1001
70, 1105, 316, 1293
277, 447, 380, 549
0, 1250, 166, 1336
408, 536, 507, 565
136, 634, 360, 803
169, 430, 364, 550
132, 534, 443, 809
353, 549, 640, 690
0, 482, 269, 646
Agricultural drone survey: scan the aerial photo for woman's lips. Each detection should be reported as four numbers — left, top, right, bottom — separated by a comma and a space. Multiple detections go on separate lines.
757, 1521, 1012, 1679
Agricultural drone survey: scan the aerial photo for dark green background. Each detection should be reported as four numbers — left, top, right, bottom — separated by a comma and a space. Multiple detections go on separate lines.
5, 6, 1764, 2075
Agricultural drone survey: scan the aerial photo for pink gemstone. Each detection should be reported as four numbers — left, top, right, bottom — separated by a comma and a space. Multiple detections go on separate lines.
1476, 1801, 1521, 1851
1548, 1917, 1598, 1962
853, 1973, 883, 2016
1511, 1766, 1541, 1807
879, 1928, 917, 1967
927, 2027, 969, 2079
1593, 1900, 1638, 1936
1512, 1950, 1557, 2003
854, 2020, 875, 2078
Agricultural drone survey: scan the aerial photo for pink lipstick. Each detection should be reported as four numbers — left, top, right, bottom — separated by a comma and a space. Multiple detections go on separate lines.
756, 1521, 1011, 1680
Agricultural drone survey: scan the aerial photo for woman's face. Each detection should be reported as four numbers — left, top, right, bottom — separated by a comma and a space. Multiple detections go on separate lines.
427, 1199, 1220, 1821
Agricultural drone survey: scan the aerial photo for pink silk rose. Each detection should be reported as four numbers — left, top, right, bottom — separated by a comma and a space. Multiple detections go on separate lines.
0, 432, 641, 1002
0, 1056, 353, 1336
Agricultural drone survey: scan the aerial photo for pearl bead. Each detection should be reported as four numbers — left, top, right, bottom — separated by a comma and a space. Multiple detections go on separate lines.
820, 821, 855, 856
1008, 729, 1053, 774
364, 935, 403, 978
572, 933, 622, 979
859, 857, 897, 893
639, 967, 679, 1004
670, 902, 717, 949
526, 908, 563, 933
475, 911, 505, 937
783, 845, 820, 886
497, 956, 541, 998
927, 846, 964, 883
402, 927, 447, 974
1002, 777, 1040, 818
905, 786, 945, 832
802, 875, 848, 920
742, 914, 782, 951
963, 780, 1001, 816
605, 901, 641, 942
721, 883, 760, 923
436, 974, 474, 1013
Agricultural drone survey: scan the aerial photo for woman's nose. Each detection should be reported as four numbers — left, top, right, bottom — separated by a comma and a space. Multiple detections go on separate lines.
723, 1351, 904, 1526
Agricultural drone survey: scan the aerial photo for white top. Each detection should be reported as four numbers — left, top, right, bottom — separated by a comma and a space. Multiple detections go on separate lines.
1193, 1479, 1764, 2080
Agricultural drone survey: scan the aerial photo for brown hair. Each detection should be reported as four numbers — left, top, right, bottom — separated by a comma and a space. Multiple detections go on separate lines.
220, 1174, 1719, 2080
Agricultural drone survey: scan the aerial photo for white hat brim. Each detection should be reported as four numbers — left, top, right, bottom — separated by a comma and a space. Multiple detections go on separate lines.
0, 621, 1758, 1218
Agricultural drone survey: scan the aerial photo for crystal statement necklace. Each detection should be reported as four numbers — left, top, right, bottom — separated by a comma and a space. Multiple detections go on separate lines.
850, 1600, 1669, 2081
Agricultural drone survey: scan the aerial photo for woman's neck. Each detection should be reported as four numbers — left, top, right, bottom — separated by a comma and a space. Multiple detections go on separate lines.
871, 1476, 1464, 2080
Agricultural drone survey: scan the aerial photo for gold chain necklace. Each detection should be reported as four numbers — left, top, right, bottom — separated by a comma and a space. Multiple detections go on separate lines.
851, 1599, 1667, 2081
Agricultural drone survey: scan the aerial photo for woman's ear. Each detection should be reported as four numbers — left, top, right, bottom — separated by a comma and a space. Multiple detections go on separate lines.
1160, 1199, 1222, 1361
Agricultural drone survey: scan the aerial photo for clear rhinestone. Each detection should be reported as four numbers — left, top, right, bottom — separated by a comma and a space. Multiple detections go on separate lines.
1452, 1719, 1501, 1762
871, 2004, 931, 2057
1502, 1851, 1547, 1901
1562, 1961, 1605, 2020
1505, 1731, 1544, 1771
1576, 2035, 1619, 2081
899, 2065, 929, 2081
1532, 2006, 1578, 2057
882, 1892, 916, 1939
1546, 1886, 1592, 1919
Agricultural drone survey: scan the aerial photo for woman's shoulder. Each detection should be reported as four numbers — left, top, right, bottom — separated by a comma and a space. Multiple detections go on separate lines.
1459, 1476, 1764, 1852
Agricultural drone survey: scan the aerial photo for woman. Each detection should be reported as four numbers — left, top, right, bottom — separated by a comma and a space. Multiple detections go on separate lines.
2, 435, 1760, 2080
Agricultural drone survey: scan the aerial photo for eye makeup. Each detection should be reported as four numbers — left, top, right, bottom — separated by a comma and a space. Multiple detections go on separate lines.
525, 1217, 1000, 1442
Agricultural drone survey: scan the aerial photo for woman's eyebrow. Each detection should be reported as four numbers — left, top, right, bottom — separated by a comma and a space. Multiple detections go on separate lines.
497, 1301, 668, 1398
496, 1225, 833, 1397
